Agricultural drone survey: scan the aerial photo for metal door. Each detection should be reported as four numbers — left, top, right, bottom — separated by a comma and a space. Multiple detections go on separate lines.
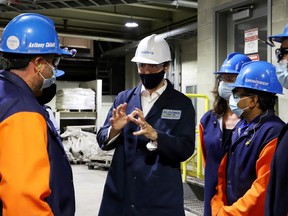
215, 0, 269, 70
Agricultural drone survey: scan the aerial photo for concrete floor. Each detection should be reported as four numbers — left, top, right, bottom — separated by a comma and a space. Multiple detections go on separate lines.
72, 164, 197, 216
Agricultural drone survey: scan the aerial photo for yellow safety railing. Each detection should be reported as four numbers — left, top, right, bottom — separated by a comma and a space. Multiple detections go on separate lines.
181, 93, 210, 183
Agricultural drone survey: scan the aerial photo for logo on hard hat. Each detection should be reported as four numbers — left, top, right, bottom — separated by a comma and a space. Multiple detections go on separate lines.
6, 36, 20, 50
141, 50, 154, 55
245, 78, 269, 86
28, 42, 56, 49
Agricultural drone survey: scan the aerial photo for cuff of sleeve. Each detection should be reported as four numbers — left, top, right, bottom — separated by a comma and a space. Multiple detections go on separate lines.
106, 126, 120, 145
146, 140, 158, 151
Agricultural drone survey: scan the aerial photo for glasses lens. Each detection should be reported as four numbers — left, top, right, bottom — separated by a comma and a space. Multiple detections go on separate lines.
137, 63, 163, 69
275, 48, 288, 62
233, 93, 240, 100
218, 75, 236, 83
53, 57, 61, 67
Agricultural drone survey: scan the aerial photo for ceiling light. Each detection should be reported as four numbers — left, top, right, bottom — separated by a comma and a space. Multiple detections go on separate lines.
125, 21, 139, 28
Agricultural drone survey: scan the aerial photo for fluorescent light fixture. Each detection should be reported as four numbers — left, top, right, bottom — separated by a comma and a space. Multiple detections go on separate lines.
125, 22, 139, 28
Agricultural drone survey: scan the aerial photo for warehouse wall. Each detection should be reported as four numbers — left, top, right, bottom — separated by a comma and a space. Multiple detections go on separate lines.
196, 0, 232, 124
197, 0, 288, 122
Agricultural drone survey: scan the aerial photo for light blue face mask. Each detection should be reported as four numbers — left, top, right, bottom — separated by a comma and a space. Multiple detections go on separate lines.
218, 81, 234, 100
276, 59, 288, 89
39, 60, 56, 90
229, 94, 249, 117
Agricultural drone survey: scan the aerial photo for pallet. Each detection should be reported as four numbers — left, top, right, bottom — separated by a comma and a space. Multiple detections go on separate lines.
70, 159, 88, 165
57, 109, 96, 112
87, 156, 112, 170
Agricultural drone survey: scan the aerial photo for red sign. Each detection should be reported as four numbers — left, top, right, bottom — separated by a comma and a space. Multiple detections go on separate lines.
247, 54, 260, 61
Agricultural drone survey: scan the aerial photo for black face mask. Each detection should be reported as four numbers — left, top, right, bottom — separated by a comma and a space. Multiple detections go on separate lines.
139, 70, 165, 89
37, 83, 57, 105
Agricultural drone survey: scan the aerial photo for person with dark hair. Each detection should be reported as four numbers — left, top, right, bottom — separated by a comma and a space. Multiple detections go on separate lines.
211, 61, 285, 215
199, 52, 251, 216
264, 25, 288, 216
97, 34, 195, 216
0, 13, 76, 215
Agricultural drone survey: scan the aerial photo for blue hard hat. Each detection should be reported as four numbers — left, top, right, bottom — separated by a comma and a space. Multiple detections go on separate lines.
56, 69, 65, 77
229, 61, 283, 94
268, 24, 288, 43
214, 52, 252, 74
0, 13, 73, 56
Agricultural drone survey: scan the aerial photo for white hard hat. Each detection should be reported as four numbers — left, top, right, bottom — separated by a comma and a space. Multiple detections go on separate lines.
131, 34, 171, 64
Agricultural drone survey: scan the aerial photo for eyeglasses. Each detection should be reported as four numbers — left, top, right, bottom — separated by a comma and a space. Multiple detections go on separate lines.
137, 63, 164, 69
275, 47, 288, 62
52, 56, 61, 67
233, 93, 254, 100
43, 59, 56, 76
43, 56, 61, 67
217, 74, 237, 83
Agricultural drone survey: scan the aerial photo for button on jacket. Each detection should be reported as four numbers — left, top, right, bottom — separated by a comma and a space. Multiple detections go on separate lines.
211, 109, 285, 216
97, 79, 195, 216
0, 71, 75, 216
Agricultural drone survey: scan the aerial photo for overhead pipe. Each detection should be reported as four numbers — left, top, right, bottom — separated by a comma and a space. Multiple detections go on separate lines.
139, 0, 198, 9
172, 0, 198, 8
101, 22, 197, 57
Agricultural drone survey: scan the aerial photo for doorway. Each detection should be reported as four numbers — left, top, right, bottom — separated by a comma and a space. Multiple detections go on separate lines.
215, 0, 269, 69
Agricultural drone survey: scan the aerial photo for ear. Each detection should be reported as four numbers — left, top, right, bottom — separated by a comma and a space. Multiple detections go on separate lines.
249, 95, 258, 107
32, 57, 42, 71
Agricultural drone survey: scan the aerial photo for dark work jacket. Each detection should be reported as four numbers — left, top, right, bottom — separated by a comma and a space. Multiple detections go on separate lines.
211, 109, 285, 215
199, 110, 231, 216
97, 79, 196, 216
0, 70, 75, 216
226, 110, 284, 205
265, 123, 288, 216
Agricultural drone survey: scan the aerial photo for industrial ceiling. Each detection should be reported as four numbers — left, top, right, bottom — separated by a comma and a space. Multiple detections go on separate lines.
0, 0, 197, 43
0, 0, 198, 86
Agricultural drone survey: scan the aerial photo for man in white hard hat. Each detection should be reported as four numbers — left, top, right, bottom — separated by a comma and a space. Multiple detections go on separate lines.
97, 34, 196, 216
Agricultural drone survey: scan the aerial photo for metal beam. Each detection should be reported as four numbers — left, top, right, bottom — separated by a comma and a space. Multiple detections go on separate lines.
60, 8, 163, 21
58, 32, 133, 43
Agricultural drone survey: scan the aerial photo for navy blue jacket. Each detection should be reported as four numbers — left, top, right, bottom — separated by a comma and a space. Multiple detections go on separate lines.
265, 123, 288, 216
211, 109, 285, 215
97, 79, 195, 216
0, 71, 75, 215
200, 111, 230, 216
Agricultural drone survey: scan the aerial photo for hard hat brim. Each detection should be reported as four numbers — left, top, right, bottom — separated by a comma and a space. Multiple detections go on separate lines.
228, 83, 283, 94
131, 56, 164, 64
60, 48, 73, 56
268, 34, 288, 43
214, 70, 239, 74
56, 69, 65, 77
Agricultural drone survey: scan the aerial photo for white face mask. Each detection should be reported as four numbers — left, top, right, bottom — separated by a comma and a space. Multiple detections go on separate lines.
229, 94, 250, 117
276, 59, 288, 89
39, 60, 56, 90
218, 81, 234, 100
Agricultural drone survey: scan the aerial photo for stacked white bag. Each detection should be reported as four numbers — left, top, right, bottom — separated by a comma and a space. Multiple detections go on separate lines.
56, 88, 95, 110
